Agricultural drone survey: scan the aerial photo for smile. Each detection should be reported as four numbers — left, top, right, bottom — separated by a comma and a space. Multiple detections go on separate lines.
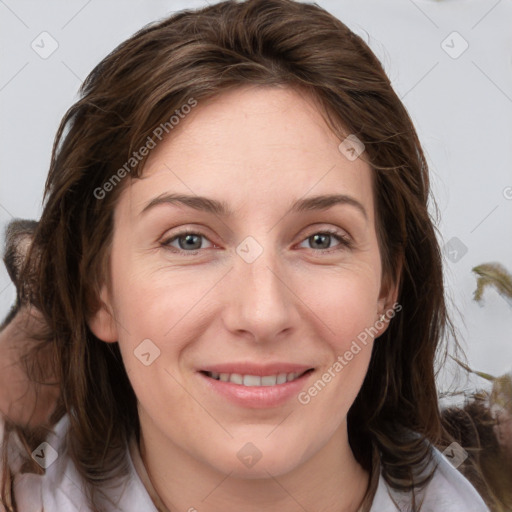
203, 369, 312, 386
198, 367, 315, 408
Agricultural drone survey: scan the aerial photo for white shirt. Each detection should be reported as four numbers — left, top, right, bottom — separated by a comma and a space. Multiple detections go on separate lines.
3, 414, 490, 511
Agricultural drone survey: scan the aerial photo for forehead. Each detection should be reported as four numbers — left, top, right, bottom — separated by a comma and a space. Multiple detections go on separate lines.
123, 85, 375, 222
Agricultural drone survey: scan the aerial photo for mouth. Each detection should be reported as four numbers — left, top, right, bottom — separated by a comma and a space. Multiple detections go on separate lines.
200, 368, 314, 387
197, 365, 315, 408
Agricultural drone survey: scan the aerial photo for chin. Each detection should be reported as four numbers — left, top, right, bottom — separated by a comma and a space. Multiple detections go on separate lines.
205, 437, 311, 479
224, 456, 304, 480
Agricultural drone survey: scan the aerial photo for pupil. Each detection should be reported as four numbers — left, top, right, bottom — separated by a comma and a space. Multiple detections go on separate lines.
181, 234, 200, 250
313, 234, 329, 249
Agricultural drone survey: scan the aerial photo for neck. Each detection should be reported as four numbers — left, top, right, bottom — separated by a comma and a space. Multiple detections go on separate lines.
137, 413, 371, 512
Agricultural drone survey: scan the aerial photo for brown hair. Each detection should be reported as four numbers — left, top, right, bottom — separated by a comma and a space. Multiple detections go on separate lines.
441, 398, 512, 511
2, 0, 460, 510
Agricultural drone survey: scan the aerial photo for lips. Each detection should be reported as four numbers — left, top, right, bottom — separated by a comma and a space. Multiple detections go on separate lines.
197, 363, 315, 408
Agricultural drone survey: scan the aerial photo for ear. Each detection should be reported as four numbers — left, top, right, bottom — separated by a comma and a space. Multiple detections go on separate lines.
375, 256, 402, 338
87, 284, 118, 343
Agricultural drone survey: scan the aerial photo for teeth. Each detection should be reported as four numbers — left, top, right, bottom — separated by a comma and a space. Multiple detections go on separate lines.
243, 375, 261, 386
277, 373, 287, 384
230, 373, 243, 385
206, 371, 305, 386
261, 375, 277, 386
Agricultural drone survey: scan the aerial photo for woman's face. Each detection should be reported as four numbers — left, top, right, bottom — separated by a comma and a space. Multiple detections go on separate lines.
91, 85, 397, 478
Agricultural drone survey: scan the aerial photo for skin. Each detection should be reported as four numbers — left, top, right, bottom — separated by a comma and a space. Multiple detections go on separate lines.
0, 305, 58, 428
89, 85, 399, 512
0, 226, 58, 429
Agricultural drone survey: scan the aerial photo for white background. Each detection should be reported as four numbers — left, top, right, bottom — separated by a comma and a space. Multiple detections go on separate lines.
1, 0, 511, 396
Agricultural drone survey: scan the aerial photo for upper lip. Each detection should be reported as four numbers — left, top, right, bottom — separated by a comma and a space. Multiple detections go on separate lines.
199, 363, 314, 376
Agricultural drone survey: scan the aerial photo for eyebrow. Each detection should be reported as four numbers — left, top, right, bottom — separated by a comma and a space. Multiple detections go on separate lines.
140, 193, 368, 221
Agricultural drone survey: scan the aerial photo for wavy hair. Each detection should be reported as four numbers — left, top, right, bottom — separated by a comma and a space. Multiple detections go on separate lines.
1, 0, 459, 510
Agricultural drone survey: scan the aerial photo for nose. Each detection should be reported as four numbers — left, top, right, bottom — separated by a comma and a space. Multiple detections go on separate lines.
221, 240, 299, 343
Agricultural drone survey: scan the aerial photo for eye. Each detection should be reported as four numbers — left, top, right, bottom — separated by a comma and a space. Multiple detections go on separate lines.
162, 230, 214, 253
161, 227, 353, 256
298, 228, 353, 253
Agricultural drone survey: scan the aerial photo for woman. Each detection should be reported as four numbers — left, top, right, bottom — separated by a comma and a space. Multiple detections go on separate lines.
0, 0, 490, 510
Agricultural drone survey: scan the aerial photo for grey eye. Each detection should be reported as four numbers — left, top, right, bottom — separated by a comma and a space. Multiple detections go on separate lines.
165, 232, 213, 251
308, 233, 332, 249
299, 232, 343, 250
176, 233, 203, 250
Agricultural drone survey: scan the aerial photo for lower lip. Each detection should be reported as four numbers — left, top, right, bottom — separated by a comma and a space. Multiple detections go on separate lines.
198, 370, 314, 409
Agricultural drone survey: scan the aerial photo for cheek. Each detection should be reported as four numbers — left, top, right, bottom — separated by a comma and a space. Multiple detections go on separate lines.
294, 268, 379, 411
298, 264, 381, 347
107, 253, 220, 404
109, 248, 201, 340
107, 262, 198, 413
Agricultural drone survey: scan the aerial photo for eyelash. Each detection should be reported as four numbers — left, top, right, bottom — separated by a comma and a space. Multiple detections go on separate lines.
161, 227, 353, 256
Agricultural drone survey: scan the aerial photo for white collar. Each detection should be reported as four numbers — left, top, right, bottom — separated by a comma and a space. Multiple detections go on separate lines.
33, 414, 489, 512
